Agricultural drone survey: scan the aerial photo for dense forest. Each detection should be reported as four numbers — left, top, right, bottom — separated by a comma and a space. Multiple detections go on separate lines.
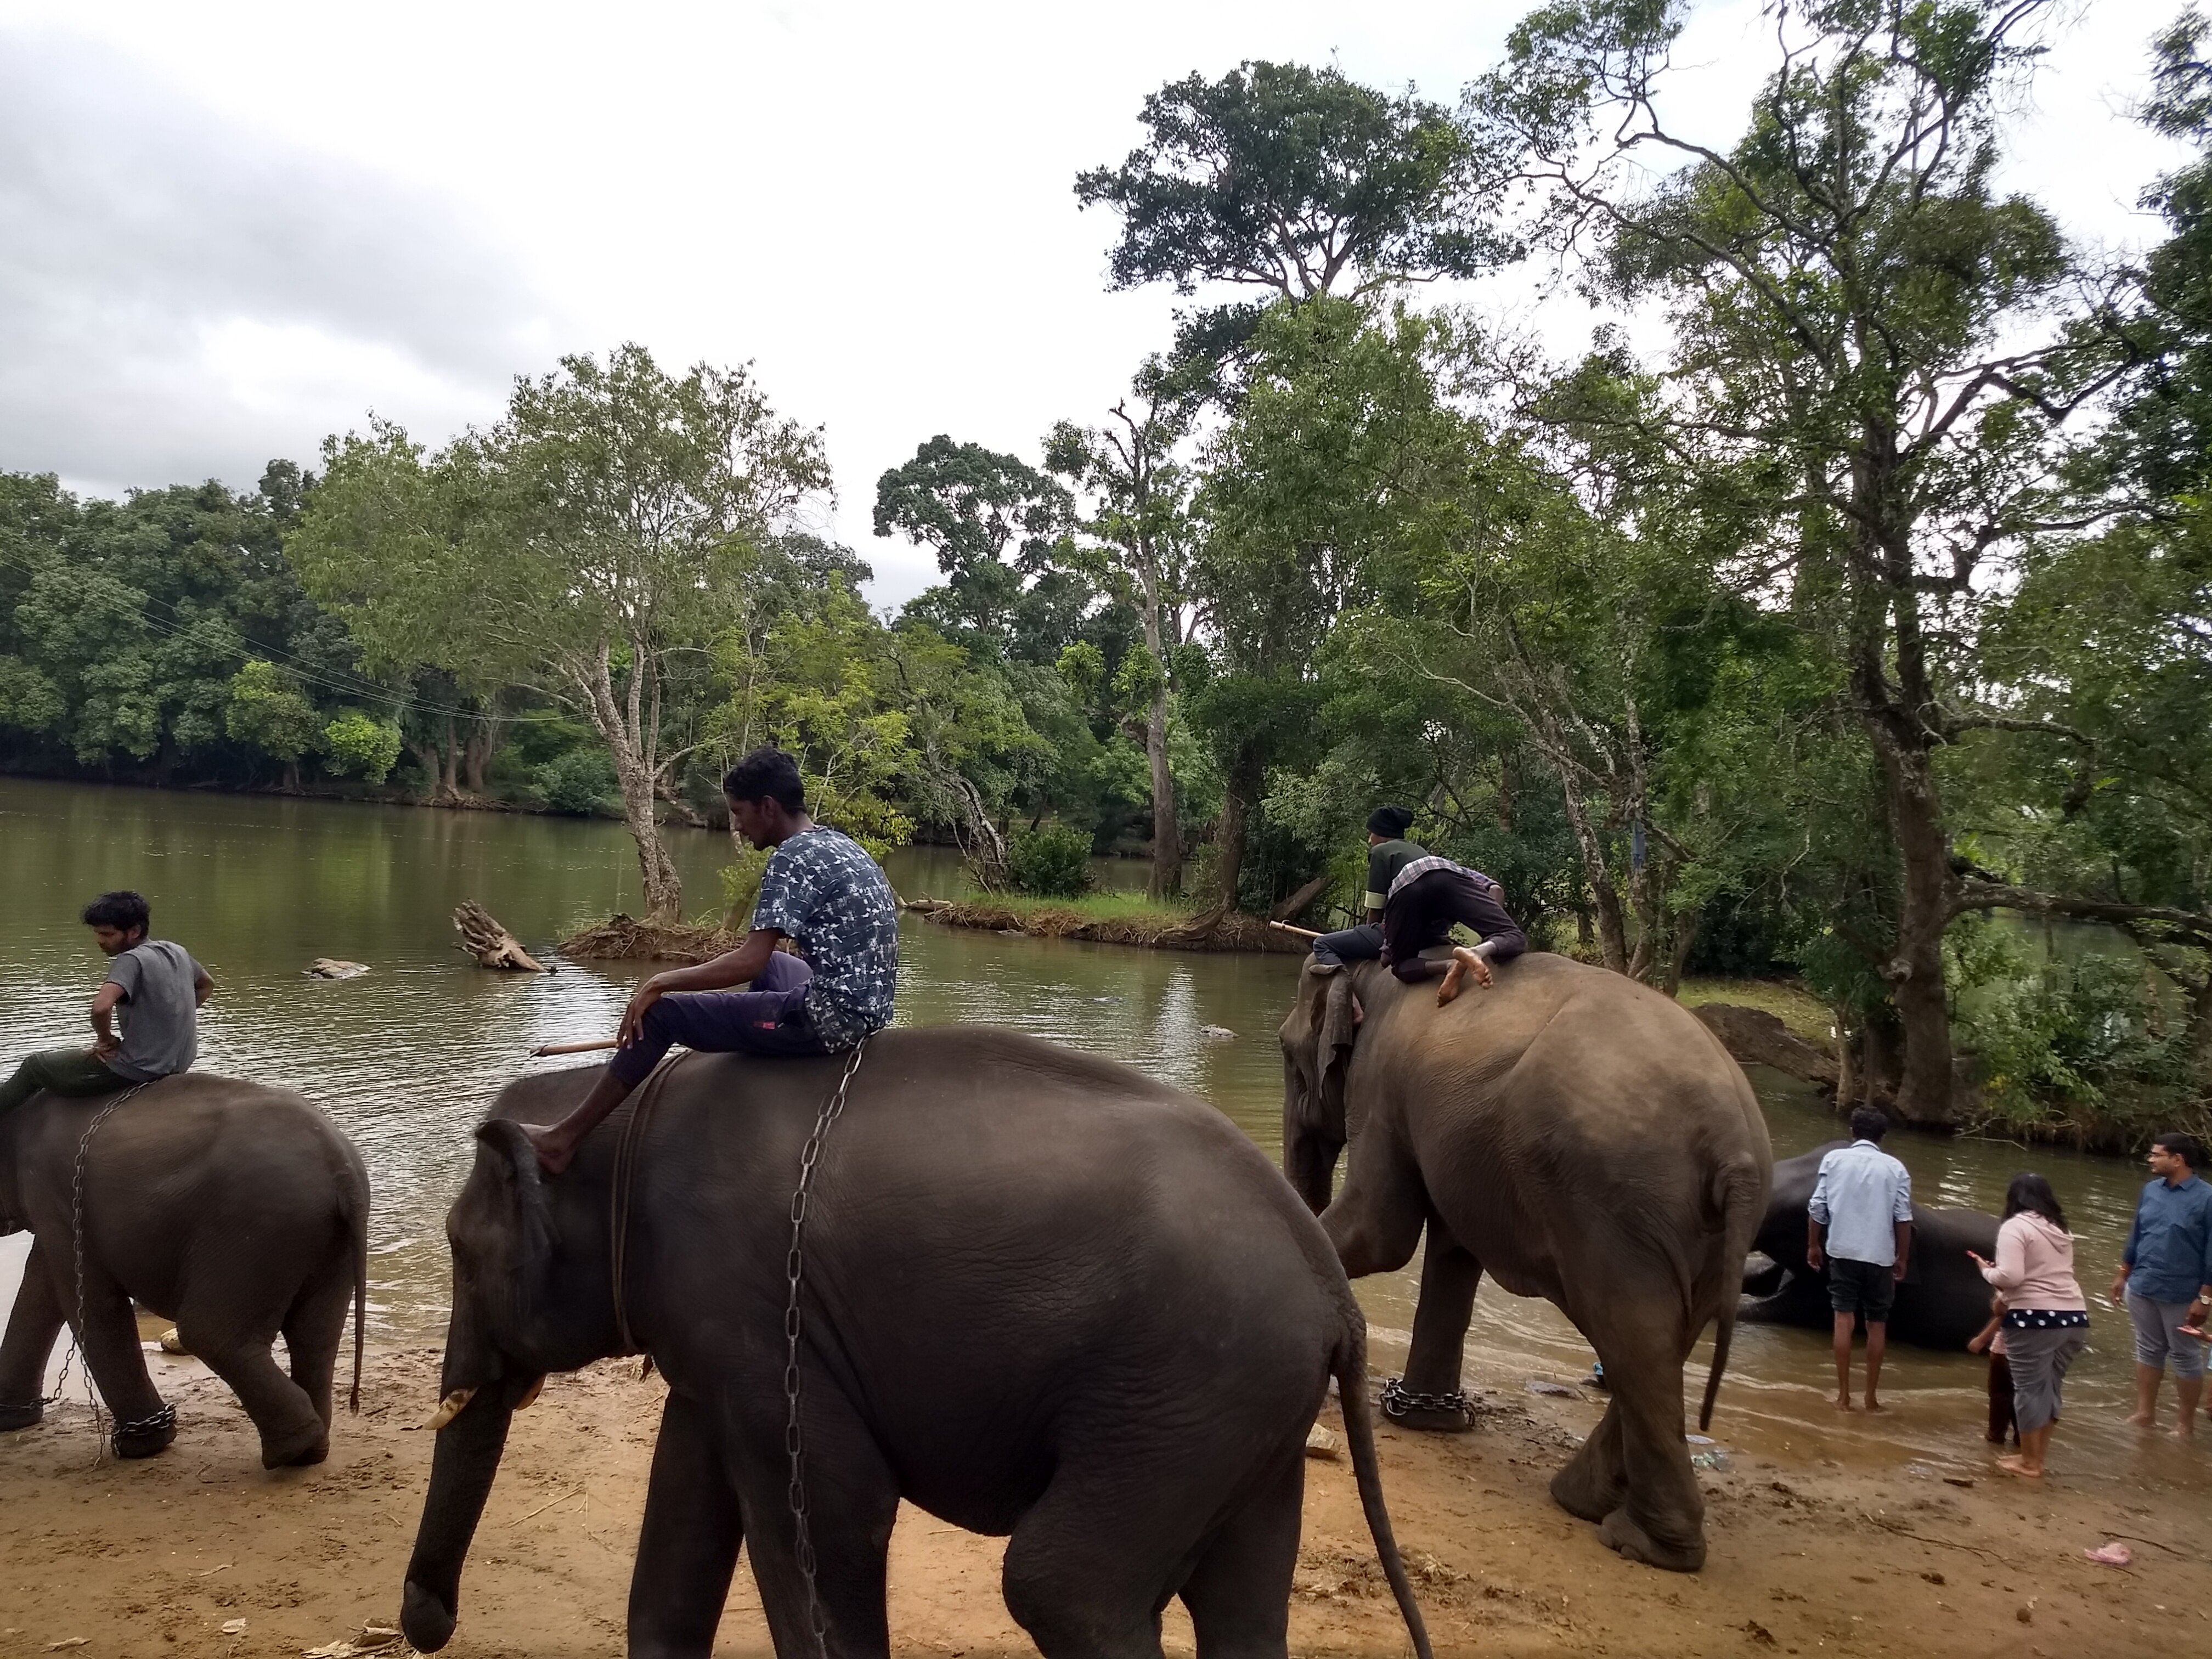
3, 0, 2210, 1143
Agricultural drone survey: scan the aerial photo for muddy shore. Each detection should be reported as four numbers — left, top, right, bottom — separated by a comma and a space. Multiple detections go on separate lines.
2, 1344, 2205, 1659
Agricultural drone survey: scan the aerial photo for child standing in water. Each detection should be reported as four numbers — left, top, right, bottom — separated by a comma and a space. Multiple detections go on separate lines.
1966, 1293, 2018, 1447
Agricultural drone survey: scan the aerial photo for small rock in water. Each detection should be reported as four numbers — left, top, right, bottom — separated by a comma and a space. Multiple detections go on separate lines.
1525, 1380, 1578, 1398
306, 958, 370, 979
2083, 1541, 2133, 1567
221, 1620, 247, 1635
1691, 1449, 1731, 1471
1304, 1423, 1341, 1459
1198, 1024, 1237, 1040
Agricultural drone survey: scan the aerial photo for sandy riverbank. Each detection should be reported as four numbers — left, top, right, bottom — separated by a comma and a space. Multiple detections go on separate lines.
2, 1344, 2206, 1659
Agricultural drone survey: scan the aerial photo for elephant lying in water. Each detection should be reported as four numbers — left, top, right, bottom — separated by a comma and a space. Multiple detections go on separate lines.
1281, 952, 1771, 1573
0, 1074, 368, 1466
1741, 1142, 1999, 1349
401, 1029, 1431, 1659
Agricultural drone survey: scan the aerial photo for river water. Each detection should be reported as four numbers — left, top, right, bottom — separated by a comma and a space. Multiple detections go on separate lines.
2, 777, 2205, 1492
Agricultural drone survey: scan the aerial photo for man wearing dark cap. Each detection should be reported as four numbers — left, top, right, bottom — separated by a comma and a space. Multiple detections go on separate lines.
1308, 806, 1526, 1002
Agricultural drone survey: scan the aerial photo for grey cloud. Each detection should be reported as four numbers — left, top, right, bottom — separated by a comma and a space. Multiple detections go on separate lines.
0, 30, 552, 493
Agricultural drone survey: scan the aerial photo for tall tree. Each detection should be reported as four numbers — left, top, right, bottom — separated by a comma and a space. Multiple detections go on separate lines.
1046, 369, 1199, 897
1479, 0, 2130, 1122
1076, 60, 1517, 363
873, 436, 1076, 655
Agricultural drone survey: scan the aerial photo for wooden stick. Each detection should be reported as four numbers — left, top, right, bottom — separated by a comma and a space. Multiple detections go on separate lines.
532, 1038, 620, 1057
1267, 921, 1323, 940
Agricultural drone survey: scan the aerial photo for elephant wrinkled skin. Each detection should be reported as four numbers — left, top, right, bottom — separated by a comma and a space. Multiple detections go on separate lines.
1741, 1142, 1999, 1350
0, 1074, 369, 1466
400, 1028, 1432, 1659
1281, 953, 1772, 1573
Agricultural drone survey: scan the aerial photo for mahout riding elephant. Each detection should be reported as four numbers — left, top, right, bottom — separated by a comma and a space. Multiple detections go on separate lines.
1740, 1142, 1998, 1349
400, 1028, 1431, 1659
0, 1074, 368, 1466
1280, 952, 1772, 1573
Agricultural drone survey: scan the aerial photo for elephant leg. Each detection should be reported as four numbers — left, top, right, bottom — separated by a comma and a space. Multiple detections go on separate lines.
1176, 1443, 1302, 1659
1554, 1318, 1706, 1573
72, 1264, 174, 1458
732, 1395, 898, 1659
180, 1285, 328, 1469
630, 1390, 744, 1659
1390, 1224, 1482, 1432
280, 1250, 355, 1431
0, 1238, 67, 1429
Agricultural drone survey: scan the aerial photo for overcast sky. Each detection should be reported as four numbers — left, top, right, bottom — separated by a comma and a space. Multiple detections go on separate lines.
0, 0, 2191, 603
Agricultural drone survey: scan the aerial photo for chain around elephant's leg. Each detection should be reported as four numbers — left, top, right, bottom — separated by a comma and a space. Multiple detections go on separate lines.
1387, 1235, 1483, 1432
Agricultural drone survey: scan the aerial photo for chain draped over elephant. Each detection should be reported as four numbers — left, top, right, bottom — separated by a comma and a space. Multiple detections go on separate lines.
1280, 952, 1772, 1573
0, 1074, 369, 1466
1741, 1142, 1999, 1348
400, 1028, 1432, 1659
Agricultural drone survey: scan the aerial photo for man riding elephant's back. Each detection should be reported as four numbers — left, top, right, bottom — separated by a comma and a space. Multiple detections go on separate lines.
525, 746, 899, 1175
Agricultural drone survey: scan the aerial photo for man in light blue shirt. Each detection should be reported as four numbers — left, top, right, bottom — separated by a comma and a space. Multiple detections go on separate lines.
2109, 1132, 2212, 1437
1807, 1108, 1915, 1413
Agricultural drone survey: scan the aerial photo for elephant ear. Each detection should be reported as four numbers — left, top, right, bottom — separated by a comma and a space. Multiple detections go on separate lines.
471, 1119, 558, 1304
1318, 972, 1364, 1139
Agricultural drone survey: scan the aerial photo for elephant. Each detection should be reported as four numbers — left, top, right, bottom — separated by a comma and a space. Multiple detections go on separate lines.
0, 1073, 368, 1466
1740, 1142, 1999, 1349
400, 1028, 1432, 1659
1279, 952, 1772, 1573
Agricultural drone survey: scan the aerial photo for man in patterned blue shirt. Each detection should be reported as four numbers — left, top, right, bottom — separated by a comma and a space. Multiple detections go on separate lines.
526, 747, 899, 1175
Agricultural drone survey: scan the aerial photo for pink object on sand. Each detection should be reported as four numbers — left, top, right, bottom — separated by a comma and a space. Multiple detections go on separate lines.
2083, 1542, 2133, 1567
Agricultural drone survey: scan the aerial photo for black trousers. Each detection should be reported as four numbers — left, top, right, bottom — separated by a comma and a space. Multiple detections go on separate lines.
1380, 868, 1527, 982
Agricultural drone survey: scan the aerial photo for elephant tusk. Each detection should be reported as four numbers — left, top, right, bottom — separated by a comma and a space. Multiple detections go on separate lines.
422, 1388, 476, 1431
514, 1375, 545, 1411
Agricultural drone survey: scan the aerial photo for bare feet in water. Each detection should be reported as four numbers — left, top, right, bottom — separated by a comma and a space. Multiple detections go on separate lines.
1436, 946, 1493, 1005
1995, 1454, 2043, 1479
1833, 1394, 1855, 1412
1864, 1397, 1886, 1413
2126, 1409, 2155, 1429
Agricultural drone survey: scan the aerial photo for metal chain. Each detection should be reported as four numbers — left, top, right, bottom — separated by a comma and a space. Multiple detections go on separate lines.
1380, 1376, 1471, 1420
782, 1040, 868, 1659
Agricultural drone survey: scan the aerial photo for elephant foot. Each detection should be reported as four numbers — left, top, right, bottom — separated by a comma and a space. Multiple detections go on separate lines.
1548, 1463, 1618, 1525
0, 1399, 45, 1432
259, 1424, 330, 1469
111, 1404, 177, 1459
1597, 1505, 1706, 1573
1379, 1377, 1474, 1431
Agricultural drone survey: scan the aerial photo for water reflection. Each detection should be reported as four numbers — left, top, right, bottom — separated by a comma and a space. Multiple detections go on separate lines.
0, 778, 2200, 1491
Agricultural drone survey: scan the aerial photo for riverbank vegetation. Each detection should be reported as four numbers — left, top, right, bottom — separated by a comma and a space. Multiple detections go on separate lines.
3, 1, 2209, 1148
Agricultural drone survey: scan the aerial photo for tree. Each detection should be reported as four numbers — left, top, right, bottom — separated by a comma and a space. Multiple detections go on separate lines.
225, 659, 321, 788
1479, 0, 2131, 1121
322, 709, 403, 783
1076, 60, 1517, 362
873, 436, 1075, 653
1046, 369, 1200, 897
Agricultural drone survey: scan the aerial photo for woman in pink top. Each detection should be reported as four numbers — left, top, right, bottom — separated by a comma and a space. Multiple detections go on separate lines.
1968, 1173, 2089, 1479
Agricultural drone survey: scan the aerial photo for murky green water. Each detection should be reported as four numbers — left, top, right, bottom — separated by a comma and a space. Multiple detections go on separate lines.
2, 777, 2204, 1489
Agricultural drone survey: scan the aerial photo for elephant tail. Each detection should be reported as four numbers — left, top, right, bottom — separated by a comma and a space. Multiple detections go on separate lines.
1699, 1157, 1764, 1432
343, 1157, 369, 1415
1333, 1330, 1434, 1659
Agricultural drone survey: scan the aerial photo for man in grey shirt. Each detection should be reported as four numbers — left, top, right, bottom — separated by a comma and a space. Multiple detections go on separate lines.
1808, 1107, 1916, 1413
0, 890, 213, 1117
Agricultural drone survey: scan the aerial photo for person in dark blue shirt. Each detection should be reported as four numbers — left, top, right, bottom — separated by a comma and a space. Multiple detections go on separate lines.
526, 747, 899, 1175
2109, 1132, 2212, 1437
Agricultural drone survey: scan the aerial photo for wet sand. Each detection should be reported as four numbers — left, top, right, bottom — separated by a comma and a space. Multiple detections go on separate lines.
2, 1342, 2206, 1659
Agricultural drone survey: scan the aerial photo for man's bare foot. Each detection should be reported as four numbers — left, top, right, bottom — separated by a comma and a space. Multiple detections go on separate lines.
1351, 994, 1365, 1027
1864, 1397, 1886, 1413
521, 1122, 574, 1176
1833, 1395, 1855, 1412
1994, 1455, 2042, 1479
1437, 946, 1492, 1005
2172, 1423, 2198, 1440
2126, 1410, 2155, 1428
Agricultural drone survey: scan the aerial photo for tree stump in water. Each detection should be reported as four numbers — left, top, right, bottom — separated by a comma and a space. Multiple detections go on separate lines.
453, 901, 553, 973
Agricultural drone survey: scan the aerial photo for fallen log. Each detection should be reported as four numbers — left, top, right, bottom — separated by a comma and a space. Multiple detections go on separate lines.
453, 900, 553, 973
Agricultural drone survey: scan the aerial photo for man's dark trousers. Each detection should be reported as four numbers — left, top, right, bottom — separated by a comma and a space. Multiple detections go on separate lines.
608, 951, 828, 1086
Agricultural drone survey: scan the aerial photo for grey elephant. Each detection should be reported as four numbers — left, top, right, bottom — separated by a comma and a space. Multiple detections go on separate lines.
401, 1030, 1431, 1659
0, 1074, 368, 1466
1741, 1142, 1999, 1349
1279, 953, 1772, 1573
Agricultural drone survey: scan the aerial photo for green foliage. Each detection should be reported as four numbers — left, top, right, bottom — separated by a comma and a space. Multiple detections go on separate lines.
321, 710, 402, 783
718, 845, 774, 924
224, 661, 322, 767
535, 747, 619, 816
1954, 951, 2194, 1127
1006, 823, 1095, 897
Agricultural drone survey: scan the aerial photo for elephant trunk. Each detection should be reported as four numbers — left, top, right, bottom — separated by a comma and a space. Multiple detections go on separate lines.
400, 1389, 515, 1652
